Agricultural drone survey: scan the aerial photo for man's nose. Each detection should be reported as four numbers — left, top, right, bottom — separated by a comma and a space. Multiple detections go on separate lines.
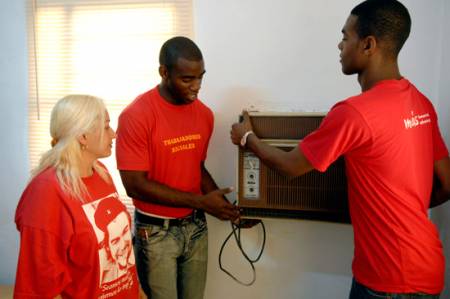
191, 79, 202, 91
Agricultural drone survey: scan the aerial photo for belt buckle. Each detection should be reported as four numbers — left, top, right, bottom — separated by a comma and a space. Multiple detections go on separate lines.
176, 212, 195, 226
192, 210, 199, 220
178, 218, 189, 226
193, 209, 204, 221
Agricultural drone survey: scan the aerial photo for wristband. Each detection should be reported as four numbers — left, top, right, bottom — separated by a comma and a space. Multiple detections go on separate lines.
240, 130, 254, 147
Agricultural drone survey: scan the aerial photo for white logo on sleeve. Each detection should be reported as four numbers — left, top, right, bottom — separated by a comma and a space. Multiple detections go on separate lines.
403, 111, 431, 129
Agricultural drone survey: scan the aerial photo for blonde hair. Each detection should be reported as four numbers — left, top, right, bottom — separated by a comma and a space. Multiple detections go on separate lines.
32, 95, 112, 202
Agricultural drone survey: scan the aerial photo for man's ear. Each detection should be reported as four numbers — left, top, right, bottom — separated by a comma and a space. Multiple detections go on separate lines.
363, 36, 377, 55
159, 65, 168, 80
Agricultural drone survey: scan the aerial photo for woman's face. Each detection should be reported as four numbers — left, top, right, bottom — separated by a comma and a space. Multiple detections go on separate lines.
85, 110, 116, 159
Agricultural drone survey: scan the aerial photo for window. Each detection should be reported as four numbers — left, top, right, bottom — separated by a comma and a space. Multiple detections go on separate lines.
28, 0, 193, 212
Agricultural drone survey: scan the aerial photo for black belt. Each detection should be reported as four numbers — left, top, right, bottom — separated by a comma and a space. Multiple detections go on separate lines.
135, 210, 205, 227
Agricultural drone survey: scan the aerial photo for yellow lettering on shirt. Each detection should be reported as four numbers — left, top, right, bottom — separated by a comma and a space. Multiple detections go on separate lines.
163, 134, 201, 146
163, 134, 201, 153
171, 143, 196, 153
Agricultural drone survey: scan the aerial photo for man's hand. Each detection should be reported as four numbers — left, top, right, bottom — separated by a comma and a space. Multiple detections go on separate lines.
198, 188, 240, 221
230, 110, 253, 146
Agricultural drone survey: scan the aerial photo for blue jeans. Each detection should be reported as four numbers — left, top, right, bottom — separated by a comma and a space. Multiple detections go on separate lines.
349, 278, 440, 299
134, 215, 208, 299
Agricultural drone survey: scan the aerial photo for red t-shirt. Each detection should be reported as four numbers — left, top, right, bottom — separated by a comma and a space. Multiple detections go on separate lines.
15, 166, 139, 299
300, 78, 448, 294
116, 86, 214, 218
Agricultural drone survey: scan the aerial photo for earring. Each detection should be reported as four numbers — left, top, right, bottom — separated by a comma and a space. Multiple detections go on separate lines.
81, 144, 87, 151
51, 138, 58, 147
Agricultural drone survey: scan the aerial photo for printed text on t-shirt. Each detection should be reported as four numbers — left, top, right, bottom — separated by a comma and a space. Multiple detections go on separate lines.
403, 111, 430, 129
163, 134, 202, 153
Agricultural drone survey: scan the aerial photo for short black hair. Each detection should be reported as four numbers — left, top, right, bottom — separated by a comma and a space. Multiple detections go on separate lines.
351, 0, 411, 57
159, 36, 203, 71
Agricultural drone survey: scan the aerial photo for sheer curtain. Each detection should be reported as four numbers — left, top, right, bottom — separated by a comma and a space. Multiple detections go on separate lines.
28, 0, 193, 212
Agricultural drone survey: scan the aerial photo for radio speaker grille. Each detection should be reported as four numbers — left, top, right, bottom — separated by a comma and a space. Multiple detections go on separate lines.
251, 116, 323, 139
238, 113, 350, 223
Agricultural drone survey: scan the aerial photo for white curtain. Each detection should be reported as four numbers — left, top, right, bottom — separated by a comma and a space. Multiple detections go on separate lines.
28, 0, 193, 212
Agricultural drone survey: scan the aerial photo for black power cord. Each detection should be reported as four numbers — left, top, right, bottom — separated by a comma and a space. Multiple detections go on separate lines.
218, 218, 266, 286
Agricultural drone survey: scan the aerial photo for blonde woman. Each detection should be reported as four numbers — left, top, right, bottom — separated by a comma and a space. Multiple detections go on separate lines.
14, 95, 140, 299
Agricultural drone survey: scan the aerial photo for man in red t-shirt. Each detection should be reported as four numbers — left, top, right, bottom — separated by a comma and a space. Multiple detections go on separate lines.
116, 37, 239, 299
230, 0, 450, 298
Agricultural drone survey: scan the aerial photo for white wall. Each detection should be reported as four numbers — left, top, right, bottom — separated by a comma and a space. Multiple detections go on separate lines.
0, 1, 448, 299
0, 0, 28, 284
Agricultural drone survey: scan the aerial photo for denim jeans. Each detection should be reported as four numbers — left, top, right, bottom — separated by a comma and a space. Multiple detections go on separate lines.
134, 215, 208, 299
349, 278, 440, 299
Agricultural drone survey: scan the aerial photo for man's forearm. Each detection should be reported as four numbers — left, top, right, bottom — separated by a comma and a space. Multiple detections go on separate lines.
200, 164, 220, 194
120, 172, 202, 209
120, 170, 239, 220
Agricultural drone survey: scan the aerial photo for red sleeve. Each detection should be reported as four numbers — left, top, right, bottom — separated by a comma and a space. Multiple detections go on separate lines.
14, 226, 71, 298
300, 102, 372, 172
116, 110, 151, 171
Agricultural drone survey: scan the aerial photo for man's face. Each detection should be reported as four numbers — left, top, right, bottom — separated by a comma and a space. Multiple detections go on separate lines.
338, 15, 366, 75
106, 212, 132, 270
165, 57, 205, 105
